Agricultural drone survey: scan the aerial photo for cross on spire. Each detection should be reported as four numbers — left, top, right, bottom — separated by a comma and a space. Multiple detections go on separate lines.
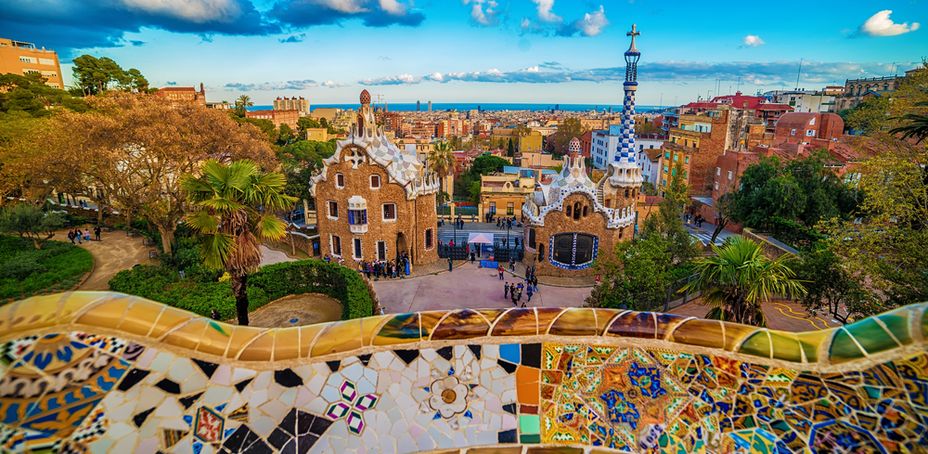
626, 24, 639, 53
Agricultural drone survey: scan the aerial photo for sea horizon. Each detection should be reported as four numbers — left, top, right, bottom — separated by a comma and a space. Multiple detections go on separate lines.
247, 103, 669, 113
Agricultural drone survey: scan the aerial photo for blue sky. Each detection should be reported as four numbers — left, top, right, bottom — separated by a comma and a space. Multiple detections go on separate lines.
2, 0, 925, 105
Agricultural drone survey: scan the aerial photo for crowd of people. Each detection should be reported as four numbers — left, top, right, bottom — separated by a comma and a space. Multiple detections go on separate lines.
66, 226, 102, 244
357, 253, 411, 280
684, 212, 706, 228
501, 263, 539, 307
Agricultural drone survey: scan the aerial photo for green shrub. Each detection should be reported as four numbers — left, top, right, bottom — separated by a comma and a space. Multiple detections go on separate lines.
0, 235, 93, 301
109, 259, 375, 321
251, 259, 375, 319
0, 255, 46, 279
108, 264, 271, 320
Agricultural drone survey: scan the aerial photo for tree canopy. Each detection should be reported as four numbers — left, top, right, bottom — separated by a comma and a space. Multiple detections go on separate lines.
545, 118, 585, 155
728, 153, 858, 247
43, 93, 276, 254
72, 55, 149, 96
0, 74, 87, 117
587, 161, 697, 310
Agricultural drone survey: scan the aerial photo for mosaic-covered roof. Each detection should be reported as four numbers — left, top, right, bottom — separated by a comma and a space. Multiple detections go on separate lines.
523, 153, 635, 229
310, 94, 439, 200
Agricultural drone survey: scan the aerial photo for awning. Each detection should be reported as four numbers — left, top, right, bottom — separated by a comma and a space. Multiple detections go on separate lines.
467, 232, 495, 244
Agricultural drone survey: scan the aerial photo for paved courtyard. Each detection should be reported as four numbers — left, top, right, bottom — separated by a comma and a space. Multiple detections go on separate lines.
372, 262, 591, 313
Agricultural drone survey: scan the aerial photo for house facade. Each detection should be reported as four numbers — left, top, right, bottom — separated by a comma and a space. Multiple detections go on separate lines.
312, 90, 441, 266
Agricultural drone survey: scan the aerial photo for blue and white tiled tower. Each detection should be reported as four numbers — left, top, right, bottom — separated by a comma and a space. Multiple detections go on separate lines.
608, 24, 644, 188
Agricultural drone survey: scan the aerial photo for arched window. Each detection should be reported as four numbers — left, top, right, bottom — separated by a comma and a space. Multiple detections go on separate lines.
550, 233, 597, 270
582, 205, 589, 217
566, 205, 572, 217
370, 175, 381, 189
573, 202, 581, 220
624, 189, 629, 198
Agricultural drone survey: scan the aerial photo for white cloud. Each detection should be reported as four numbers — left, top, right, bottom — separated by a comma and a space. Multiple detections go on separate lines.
121, 0, 241, 22
318, 0, 368, 14
532, 0, 561, 23
860, 10, 920, 36
358, 60, 913, 87
463, 0, 498, 26
321, 80, 346, 88
574, 5, 607, 37
378, 0, 406, 15
742, 34, 764, 47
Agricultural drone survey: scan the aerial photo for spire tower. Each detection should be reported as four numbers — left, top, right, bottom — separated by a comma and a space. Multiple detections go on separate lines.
608, 24, 644, 187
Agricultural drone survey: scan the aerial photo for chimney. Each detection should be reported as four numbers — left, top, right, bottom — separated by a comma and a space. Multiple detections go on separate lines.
199, 82, 205, 94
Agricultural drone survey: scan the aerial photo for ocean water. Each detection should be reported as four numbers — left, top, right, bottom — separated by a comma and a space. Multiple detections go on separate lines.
248, 103, 668, 113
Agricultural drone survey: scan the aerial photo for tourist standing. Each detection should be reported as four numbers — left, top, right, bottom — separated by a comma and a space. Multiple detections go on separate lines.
526, 283, 534, 303
94, 226, 101, 241
497, 264, 504, 280
448, 256, 453, 272
504, 282, 509, 299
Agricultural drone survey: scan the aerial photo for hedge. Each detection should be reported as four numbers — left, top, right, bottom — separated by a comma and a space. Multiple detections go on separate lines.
108, 265, 269, 320
109, 259, 376, 320
0, 235, 93, 302
250, 260, 376, 320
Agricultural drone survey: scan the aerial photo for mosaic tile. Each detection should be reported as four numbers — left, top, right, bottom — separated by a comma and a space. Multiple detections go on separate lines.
0, 293, 927, 453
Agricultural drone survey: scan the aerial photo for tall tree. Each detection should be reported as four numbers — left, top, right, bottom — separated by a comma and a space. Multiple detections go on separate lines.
0, 204, 65, 249
889, 101, 928, 143
824, 135, 928, 313
49, 93, 276, 254
182, 160, 296, 325
71, 55, 147, 96
683, 237, 806, 326
546, 118, 584, 155
234, 95, 253, 117
428, 141, 455, 201
588, 162, 697, 310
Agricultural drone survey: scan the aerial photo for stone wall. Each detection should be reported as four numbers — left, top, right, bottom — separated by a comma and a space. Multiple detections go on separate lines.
1, 292, 926, 453
315, 157, 438, 266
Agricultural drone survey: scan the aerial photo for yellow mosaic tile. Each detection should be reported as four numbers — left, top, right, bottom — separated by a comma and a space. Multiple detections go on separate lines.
162, 319, 209, 351
73, 293, 133, 331
238, 330, 275, 361
273, 328, 300, 361
311, 320, 363, 357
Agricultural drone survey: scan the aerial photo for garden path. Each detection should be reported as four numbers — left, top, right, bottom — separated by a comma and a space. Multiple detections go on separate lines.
55, 229, 154, 291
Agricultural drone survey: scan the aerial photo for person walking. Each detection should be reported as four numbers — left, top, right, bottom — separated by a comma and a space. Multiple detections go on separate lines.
448, 256, 453, 272
526, 283, 534, 303
94, 225, 101, 241
67, 230, 75, 244
504, 281, 510, 299
75, 229, 83, 244
510, 283, 518, 306
509, 258, 516, 272
497, 264, 504, 280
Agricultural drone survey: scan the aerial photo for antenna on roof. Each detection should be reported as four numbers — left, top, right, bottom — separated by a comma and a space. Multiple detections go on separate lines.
795, 58, 803, 90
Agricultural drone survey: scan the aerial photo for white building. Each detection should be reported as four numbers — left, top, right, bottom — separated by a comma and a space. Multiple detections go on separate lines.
764, 90, 836, 113
590, 125, 622, 170
637, 147, 661, 185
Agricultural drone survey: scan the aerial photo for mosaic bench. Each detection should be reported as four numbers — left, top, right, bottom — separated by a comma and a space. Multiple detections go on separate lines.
0, 291, 925, 452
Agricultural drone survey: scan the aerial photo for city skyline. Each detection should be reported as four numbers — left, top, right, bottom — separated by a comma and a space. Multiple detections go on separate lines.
1, 0, 925, 105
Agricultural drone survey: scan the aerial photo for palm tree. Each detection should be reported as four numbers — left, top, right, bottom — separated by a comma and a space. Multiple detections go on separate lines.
234, 95, 253, 117
889, 101, 928, 143
683, 236, 806, 326
181, 160, 297, 325
428, 141, 455, 201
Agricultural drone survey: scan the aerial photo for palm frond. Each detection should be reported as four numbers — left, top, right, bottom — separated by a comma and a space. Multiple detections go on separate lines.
184, 210, 220, 234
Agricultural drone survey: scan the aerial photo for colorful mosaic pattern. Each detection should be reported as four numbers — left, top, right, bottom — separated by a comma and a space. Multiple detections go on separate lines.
0, 292, 926, 452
